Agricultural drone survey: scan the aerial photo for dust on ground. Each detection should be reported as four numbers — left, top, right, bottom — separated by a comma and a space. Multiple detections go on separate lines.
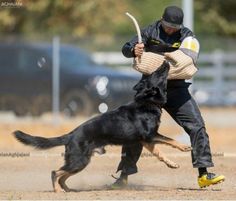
0, 107, 236, 200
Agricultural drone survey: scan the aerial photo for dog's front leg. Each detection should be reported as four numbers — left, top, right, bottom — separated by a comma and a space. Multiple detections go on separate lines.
142, 142, 179, 169
152, 132, 192, 152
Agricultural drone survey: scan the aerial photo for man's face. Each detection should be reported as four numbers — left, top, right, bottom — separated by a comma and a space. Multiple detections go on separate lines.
161, 23, 180, 35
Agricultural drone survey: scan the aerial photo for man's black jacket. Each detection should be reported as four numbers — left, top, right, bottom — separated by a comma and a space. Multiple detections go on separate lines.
122, 20, 194, 88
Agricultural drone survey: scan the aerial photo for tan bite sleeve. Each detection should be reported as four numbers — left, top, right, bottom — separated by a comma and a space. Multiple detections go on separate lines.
133, 50, 198, 80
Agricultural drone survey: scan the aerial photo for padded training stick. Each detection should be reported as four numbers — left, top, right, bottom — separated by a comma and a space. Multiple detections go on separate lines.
126, 12, 142, 44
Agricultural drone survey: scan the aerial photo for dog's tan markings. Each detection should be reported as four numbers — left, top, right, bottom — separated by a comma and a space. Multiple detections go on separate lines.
51, 170, 70, 193
152, 148, 179, 169
58, 172, 73, 192
152, 133, 192, 152
141, 132, 192, 168
12, 62, 193, 192
142, 142, 179, 168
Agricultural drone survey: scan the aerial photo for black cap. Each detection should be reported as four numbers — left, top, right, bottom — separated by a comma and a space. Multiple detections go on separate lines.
162, 6, 183, 29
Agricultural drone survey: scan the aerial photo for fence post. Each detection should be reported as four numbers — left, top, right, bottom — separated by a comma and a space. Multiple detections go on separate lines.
52, 36, 60, 124
212, 50, 224, 105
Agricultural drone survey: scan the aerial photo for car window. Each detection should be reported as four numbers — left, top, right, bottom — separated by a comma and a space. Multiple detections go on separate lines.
18, 48, 50, 72
45, 47, 96, 69
60, 48, 97, 69
0, 46, 19, 72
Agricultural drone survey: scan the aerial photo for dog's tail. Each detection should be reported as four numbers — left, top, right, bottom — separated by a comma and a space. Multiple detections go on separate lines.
13, 130, 72, 149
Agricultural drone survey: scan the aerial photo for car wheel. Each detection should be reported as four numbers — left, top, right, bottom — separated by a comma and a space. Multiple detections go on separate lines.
30, 95, 51, 117
14, 106, 28, 117
11, 97, 29, 117
62, 91, 93, 117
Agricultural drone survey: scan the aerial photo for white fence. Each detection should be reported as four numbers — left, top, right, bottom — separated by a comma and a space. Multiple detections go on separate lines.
93, 50, 236, 106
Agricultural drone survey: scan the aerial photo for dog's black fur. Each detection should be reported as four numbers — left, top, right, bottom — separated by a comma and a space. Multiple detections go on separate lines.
13, 61, 169, 175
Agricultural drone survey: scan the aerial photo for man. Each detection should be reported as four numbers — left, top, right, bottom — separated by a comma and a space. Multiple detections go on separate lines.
112, 6, 225, 188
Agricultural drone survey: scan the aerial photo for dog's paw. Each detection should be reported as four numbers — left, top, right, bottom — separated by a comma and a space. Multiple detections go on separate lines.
54, 188, 66, 193
168, 163, 179, 169
165, 159, 180, 169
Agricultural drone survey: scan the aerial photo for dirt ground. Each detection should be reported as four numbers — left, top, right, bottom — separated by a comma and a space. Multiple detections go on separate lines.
0, 107, 236, 200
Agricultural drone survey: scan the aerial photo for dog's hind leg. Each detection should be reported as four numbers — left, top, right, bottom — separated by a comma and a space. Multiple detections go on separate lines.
152, 132, 192, 152
51, 170, 70, 192
142, 142, 179, 168
52, 158, 89, 193
58, 172, 73, 192
52, 141, 93, 192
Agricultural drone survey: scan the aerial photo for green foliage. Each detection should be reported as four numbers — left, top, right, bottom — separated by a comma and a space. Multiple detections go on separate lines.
0, 0, 180, 39
195, 0, 236, 36
1, 0, 236, 51
116, 0, 181, 34
0, 0, 133, 38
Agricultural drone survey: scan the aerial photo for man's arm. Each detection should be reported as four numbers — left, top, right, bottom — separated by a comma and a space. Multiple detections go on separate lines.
179, 36, 200, 64
122, 38, 144, 58
122, 23, 153, 58
121, 37, 137, 58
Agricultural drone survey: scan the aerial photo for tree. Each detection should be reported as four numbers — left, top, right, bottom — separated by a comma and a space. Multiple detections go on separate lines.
195, 0, 236, 36
0, 0, 133, 39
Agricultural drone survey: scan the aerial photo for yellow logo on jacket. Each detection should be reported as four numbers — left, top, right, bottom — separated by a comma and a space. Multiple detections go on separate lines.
172, 42, 181, 48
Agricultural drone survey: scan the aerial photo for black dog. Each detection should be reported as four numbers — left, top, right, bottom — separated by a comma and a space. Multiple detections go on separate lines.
13, 61, 191, 192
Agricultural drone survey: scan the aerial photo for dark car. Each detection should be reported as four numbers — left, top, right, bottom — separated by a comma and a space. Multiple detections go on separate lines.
0, 42, 140, 116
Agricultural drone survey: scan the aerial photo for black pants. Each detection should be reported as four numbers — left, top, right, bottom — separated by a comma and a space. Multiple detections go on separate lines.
116, 83, 214, 175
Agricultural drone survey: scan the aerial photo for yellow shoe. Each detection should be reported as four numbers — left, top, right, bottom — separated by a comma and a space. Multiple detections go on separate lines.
198, 173, 225, 188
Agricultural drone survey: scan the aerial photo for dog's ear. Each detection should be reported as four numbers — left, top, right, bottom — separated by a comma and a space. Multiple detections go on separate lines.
135, 87, 156, 100
133, 80, 144, 92
133, 77, 149, 100
134, 78, 160, 101
133, 61, 169, 93
150, 61, 170, 84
